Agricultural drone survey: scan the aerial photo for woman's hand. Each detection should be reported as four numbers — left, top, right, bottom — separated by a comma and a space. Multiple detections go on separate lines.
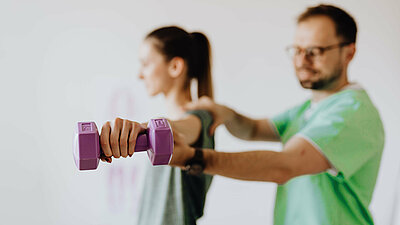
99, 117, 147, 163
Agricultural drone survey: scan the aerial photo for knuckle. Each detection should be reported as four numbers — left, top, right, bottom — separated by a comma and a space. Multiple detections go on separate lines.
123, 119, 131, 125
102, 121, 110, 129
132, 123, 142, 131
114, 117, 122, 126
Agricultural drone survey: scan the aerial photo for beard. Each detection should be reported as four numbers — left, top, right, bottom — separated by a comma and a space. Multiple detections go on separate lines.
297, 65, 343, 90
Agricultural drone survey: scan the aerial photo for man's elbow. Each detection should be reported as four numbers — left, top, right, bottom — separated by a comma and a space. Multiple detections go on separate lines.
272, 167, 295, 185
271, 164, 329, 185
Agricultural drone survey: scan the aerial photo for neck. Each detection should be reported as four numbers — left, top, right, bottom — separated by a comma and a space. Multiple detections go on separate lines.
164, 87, 192, 119
311, 72, 349, 103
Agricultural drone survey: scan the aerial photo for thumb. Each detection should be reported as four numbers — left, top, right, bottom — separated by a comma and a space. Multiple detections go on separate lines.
209, 122, 219, 136
173, 131, 185, 144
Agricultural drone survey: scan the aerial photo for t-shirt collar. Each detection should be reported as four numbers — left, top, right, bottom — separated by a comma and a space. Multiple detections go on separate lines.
305, 82, 363, 120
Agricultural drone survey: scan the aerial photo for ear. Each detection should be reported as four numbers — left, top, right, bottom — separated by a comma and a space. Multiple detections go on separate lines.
168, 57, 185, 78
345, 43, 356, 63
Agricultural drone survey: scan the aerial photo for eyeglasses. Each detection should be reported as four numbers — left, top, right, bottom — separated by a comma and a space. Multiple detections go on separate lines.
285, 42, 352, 60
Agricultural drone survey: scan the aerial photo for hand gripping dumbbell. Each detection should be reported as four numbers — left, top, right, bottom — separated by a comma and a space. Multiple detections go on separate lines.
73, 118, 173, 170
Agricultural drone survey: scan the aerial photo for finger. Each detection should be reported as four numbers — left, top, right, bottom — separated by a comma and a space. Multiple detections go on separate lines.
209, 123, 218, 136
100, 149, 110, 161
105, 157, 112, 163
110, 117, 123, 158
199, 96, 212, 105
100, 122, 112, 158
209, 119, 224, 135
173, 131, 185, 145
128, 122, 147, 157
120, 120, 132, 158
100, 156, 112, 163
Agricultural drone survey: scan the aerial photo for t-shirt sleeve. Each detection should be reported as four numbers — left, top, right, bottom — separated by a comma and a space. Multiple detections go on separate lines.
297, 100, 384, 178
272, 109, 293, 138
185, 110, 215, 149
272, 103, 308, 138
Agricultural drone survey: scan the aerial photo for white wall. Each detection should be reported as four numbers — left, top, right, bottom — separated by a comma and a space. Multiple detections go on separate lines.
1, 0, 399, 224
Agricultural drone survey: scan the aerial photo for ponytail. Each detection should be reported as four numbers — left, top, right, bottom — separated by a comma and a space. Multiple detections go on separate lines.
189, 32, 213, 100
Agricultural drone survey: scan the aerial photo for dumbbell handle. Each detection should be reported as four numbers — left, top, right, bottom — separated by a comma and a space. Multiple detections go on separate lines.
121, 132, 149, 152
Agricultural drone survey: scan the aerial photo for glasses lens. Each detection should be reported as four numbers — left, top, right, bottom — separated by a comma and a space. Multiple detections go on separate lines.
308, 47, 323, 57
286, 46, 297, 58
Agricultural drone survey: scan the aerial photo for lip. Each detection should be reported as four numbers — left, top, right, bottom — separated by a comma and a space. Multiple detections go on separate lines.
297, 70, 315, 80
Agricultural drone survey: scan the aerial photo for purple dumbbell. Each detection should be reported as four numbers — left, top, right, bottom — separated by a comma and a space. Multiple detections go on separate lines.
73, 118, 173, 170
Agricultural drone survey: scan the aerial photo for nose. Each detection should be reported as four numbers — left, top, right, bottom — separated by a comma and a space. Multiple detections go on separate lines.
138, 70, 144, 80
294, 52, 313, 68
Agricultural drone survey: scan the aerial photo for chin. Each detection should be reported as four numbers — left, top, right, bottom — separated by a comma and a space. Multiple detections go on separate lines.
299, 81, 313, 89
148, 92, 158, 97
300, 80, 331, 90
147, 89, 162, 97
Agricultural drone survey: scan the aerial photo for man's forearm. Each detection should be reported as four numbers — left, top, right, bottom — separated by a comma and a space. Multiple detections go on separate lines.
172, 147, 292, 184
224, 110, 280, 142
202, 149, 292, 184
224, 109, 257, 140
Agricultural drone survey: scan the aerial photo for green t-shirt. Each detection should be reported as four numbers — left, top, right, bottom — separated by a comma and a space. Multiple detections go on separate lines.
136, 110, 214, 225
272, 88, 385, 225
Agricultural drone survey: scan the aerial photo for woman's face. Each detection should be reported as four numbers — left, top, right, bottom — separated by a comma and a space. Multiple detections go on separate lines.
138, 39, 173, 96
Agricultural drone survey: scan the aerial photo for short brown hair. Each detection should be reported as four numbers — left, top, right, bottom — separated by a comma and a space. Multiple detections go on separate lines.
298, 4, 357, 43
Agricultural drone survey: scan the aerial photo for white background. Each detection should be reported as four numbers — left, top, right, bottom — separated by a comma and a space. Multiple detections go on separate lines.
1, 0, 399, 224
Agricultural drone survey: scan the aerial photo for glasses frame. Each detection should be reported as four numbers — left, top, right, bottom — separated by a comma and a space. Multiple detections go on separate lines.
285, 42, 353, 60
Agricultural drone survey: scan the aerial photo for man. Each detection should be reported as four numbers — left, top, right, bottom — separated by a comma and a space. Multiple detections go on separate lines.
100, 4, 384, 225
172, 4, 385, 225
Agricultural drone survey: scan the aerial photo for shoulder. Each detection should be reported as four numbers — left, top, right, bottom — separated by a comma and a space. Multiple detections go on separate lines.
185, 110, 213, 123
309, 89, 384, 142
320, 89, 381, 120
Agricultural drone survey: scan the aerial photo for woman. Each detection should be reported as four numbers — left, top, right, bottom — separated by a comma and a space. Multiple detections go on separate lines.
100, 26, 215, 225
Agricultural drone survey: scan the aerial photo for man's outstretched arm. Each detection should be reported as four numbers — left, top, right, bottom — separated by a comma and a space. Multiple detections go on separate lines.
184, 96, 280, 142
170, 134, 331, 184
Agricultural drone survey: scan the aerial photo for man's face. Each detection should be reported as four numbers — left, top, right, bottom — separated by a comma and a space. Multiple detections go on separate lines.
293, 16, 348, 90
